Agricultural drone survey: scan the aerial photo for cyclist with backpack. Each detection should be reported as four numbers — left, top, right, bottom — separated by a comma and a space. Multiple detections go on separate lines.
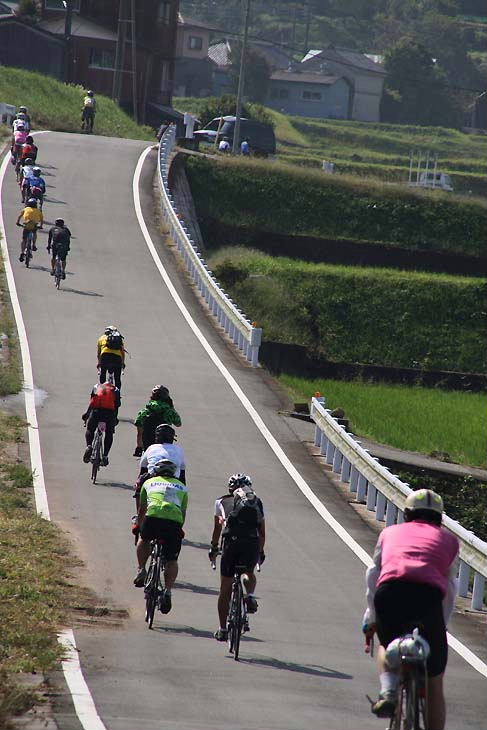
97, 326, 125, 389
47, 218, 71, 279
82, 380, 121, 466
133, 385, 181, 457
208, 474, 265, 642
25, 167, 46, 208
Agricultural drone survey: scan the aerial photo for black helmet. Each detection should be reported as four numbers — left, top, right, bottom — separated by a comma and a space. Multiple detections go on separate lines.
149, 459, 177, 477
151, 384, 169, 401
154, 423, 176, 443
228, 473, 252, 493
26, 135, 33, 143
19, 105, 28, 113
27, 198, 37, 207
24, 157, 34, 166
55, 218, 65, 227
87, 90, 94, 97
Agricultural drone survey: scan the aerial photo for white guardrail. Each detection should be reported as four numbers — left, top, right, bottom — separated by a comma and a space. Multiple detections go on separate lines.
0, 102, 16, 126
311, 395, 487, 610
157, 125, 262, 366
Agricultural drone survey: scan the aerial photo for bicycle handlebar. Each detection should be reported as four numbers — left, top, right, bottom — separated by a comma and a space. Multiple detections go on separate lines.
365, 634, 374, 657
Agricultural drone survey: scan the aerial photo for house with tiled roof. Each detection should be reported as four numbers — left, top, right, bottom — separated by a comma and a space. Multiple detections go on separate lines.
174, 13, 213, 97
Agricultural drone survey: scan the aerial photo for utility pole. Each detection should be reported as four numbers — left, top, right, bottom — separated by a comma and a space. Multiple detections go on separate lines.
63, 0, 73, 82
232, 0, 251, 155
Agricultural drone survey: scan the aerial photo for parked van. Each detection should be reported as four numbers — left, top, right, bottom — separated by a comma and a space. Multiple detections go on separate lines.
194, 116, 276, 156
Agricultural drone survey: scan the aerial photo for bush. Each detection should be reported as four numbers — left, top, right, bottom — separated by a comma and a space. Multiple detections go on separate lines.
396, 470, 487, 542
208, 248, 487, 373
186, 156, 487, 257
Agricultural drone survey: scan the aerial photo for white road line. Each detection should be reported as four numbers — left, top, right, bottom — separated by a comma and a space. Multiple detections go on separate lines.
0, 140, 109, 730
134, 146, 487, 680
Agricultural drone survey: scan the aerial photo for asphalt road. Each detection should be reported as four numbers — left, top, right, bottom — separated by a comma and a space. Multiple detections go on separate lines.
1, 132, 485, 730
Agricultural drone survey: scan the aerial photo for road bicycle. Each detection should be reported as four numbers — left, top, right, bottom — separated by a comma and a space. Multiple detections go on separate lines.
144, 538, 167, 629
367, 627, 430, 730
90, 420, 106, 484
53, 255, 63, 289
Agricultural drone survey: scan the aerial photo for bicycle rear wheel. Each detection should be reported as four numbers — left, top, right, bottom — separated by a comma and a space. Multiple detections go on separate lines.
91, 431, 102, 483
145, 554, 161, 629
228, 581, 243, 660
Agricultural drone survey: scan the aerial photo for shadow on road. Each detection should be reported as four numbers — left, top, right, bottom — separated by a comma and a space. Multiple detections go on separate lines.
238, 655, 353, 679
183, 539, 209, 550
153, 624, 215, 639
101, 481, 135, 492
59, 287, 103, 297
175, 580, 219, 596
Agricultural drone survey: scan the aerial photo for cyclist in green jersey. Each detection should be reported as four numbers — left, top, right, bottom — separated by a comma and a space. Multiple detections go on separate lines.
133, 459, 189, 614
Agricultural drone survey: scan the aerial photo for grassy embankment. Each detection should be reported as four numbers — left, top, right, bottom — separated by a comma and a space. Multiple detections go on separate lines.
0, 242, 76, 726
185, 155, 487, 257
280, 375, 487, 468
173, 97, 487, 195
209, 247, 487, 373
0, 66, 153, 140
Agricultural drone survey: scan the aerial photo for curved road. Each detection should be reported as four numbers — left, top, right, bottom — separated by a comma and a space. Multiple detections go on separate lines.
1, 132, 485, 730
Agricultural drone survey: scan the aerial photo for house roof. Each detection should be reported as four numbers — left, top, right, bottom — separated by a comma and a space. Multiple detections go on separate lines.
178, 13, 213, 31
0, 14, 66, 43
38, 15, 117, 41
208, 40, 231, 67
301, 46, 386, 75
270, 70, 340, 85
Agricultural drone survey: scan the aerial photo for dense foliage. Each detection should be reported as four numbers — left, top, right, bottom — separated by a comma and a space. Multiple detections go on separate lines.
396, 470, 487, 542
208, 248, 487, 373
185, 156, 487, 256
180, 94, 273, 127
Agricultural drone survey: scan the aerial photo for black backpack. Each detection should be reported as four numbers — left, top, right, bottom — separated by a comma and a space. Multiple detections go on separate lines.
224, 489, 263, 538
106, 331, 123, 350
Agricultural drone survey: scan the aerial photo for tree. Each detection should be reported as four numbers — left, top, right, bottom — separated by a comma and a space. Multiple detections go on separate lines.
381, 38, 463, 127
16, 0, 39, 18
229, 43, 271, 104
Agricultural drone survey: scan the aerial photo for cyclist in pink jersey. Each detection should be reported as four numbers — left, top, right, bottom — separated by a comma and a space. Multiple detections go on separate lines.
362, 489, 459, 729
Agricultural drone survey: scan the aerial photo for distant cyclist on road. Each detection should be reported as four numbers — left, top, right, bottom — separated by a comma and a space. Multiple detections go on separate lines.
97, 326, 125, 389
47, 218, 71, 279
82, 380, 120, 466
133, 459, 189, 615
16, 198, 43, 262
81, 90, 96, 133
133, 385, 181, 457
209, 474, 265, 641
19, 135, 38, 164
26, 166, 46, 207
362, 489, 459, 729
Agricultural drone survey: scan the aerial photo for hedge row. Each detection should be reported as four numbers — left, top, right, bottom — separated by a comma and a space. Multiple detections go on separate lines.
186, 156, 487, 257
208, 248, 487, 373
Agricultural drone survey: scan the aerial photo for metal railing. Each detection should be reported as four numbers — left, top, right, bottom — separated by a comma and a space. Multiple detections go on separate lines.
157, 125, 262, 366
310, 395, 487, 610
0, 102, 16, 126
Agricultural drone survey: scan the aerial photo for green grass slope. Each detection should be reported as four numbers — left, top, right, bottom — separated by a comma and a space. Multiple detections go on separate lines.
209, 247, 487, 373
0, 67, 152, 140
186, 155, 487, 257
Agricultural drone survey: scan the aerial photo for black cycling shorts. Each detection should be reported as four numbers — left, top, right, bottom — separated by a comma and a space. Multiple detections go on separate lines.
375, 580, 447, 677
139, 517, 183, 561
220, 536, 259, 578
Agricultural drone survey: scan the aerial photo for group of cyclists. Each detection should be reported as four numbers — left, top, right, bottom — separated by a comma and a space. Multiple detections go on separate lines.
4, 103, 460, 727
81, 327, 456, 729
78, 324, 266, 642
10, 106, 72, 274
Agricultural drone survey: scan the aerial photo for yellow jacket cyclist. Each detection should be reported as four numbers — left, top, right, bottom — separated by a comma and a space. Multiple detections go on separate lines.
97, 326, 125, 389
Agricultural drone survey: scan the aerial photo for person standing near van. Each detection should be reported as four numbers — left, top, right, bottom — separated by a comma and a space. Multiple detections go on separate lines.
241, 138, 250, 156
